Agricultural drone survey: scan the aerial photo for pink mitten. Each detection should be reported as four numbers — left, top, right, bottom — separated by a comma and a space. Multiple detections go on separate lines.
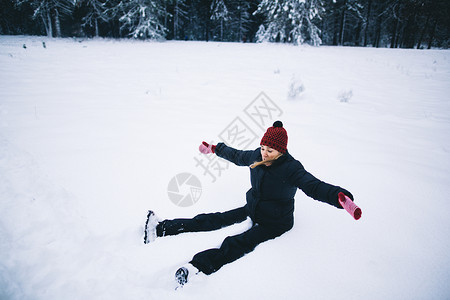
338, 192, 362, 220
199, 141, 216, 154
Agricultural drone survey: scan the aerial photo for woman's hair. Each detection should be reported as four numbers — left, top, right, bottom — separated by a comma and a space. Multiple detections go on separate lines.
250, 153, 283, 169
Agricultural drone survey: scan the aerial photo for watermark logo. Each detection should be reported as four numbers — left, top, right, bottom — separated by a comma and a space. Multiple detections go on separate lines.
194, 92, 283, 184
167, 173, 202, 207
244, 92, 283, 130
194, 149, 229, 183
218, 117, 258, 149
168, 92, 283, 207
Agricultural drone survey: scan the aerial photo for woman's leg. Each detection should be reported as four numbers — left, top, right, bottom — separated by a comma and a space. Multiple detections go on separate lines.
156, 206, 248, 237
190, 224, 290, 275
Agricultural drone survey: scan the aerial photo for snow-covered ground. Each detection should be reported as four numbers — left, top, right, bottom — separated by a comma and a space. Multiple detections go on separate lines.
1, 36, 449, 299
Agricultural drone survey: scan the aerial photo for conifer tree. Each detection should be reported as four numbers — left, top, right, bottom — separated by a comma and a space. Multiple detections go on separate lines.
112, 0, 167, 39
255, 0, 324, 45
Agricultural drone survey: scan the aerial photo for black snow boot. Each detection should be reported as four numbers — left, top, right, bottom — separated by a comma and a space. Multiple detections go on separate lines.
175, 267, 189, 286
175, 264, 199, 287
144, 210, 160, 244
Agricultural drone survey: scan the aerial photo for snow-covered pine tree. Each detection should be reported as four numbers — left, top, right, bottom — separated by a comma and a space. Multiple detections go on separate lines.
255, 0, 289, 43
211, 0, 229, 41
183, 0, 202, 40
80, 0, 108, 37
173, 0, 188, 40
255, 0, 324, 46
291, 0, 324, 45
336, 0, 364, 46
114, 0, 167, 39
229, 0, 251, 42
210, 0, 251, 42
15, 0, 74, 37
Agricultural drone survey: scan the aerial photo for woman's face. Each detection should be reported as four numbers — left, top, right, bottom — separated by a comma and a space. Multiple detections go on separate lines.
260, 145, 281, 166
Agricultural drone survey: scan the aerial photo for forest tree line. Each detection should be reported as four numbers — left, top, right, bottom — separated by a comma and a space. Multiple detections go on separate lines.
1, 0, 449, 49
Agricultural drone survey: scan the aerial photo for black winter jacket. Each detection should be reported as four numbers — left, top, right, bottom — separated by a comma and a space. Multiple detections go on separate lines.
215, 143, 352, 229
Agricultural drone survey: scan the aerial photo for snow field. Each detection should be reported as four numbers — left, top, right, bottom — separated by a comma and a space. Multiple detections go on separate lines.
1, 36, 450, 299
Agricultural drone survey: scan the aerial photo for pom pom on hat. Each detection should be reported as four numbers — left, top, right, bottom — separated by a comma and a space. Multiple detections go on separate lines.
273, 121, 283, 127
260, 120, 288, 153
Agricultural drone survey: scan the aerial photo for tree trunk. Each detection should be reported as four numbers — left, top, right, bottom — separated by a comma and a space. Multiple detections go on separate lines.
174, 1, 179, 40
44, 11, 53, 37
417, 14, 430, 49
355, 20, 362, 46
320, 18, 324, 43
220, 19, 223, 41
363, 0, 372, 47
403, 16, 414, 48
54, 8, 61, 37
338, 0, 347, 45
95, 18, 99, 37
394, 29, 401, 48
390, 15, 398, 48
205, 14, 210, 41
374, 14, 382, 47
238, 10, 242, 42
427, 20, 437, 49
398, 21, 405, 47
390, 0, 401, 48
41, 15, 49, 37
332, 9, 339, 45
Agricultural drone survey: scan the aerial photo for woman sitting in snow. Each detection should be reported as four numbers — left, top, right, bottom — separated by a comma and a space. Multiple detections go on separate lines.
144, 121, 354, 286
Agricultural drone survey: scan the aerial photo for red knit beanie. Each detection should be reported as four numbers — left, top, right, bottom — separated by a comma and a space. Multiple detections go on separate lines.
260, 121, 288, 153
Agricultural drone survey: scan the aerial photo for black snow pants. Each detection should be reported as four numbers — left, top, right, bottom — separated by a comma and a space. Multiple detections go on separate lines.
156, 206, 290, 275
